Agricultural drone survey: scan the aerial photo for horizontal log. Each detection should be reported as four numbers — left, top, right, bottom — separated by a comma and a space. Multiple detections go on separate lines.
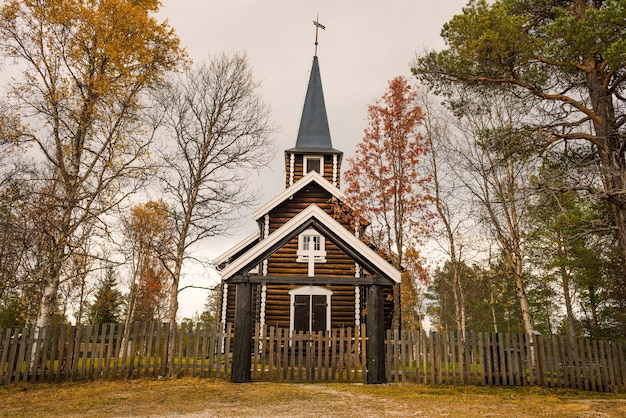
267, 259, 356, 267
267, 244, 363, 258
266, 271, 357, 279
228, 275, 390, 286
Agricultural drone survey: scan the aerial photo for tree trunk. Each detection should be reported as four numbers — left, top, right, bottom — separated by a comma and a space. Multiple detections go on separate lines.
514, 271, 534, 335
587, 66, 626, 274
598, 144, 626, 272
451, 262, 466, 338
35, 243, 66, 329
512, 251, 534, 335
557, 241, 578, 350
490, 289, 498, 333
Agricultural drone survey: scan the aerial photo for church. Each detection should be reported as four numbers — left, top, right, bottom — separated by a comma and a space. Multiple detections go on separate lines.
214, 33, 401, 382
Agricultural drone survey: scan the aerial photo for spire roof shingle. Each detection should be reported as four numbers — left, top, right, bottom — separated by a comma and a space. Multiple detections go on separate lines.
286, 56, 341, 154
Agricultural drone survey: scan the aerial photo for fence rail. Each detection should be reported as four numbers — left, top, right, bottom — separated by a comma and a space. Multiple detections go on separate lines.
1, 322, 625, 391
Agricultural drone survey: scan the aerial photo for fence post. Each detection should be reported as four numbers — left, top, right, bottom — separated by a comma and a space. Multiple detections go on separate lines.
533, 331, 545, 387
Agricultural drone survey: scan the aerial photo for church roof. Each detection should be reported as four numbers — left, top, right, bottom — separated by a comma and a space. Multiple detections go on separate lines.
252, 170, 346, 221
285, 56, 341, 155
212, 231, 259, 268
219, 204, 401, 284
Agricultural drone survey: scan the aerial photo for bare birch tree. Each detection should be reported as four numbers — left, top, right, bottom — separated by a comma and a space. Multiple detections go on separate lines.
444, 89, 542, 335
152, 52, 275, 327
0, 0, 185, 328
421, 95, 473, 337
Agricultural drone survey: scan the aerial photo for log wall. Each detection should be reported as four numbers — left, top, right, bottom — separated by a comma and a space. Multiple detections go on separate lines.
284, 154, 342, 188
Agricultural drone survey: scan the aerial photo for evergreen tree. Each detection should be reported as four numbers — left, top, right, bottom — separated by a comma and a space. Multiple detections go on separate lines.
414, 0, 626, 278
199, 284, 222, 325
86, 265, 123, 325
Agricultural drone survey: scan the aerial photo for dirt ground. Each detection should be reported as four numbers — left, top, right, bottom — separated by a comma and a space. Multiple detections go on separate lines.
165, 383, 626, 418
2, 378, 626, 417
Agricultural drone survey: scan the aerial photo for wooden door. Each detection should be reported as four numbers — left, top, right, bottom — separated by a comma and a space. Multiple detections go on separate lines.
311, 295, 327, 332
294, 294, 328, 332
294, 295, 310, 332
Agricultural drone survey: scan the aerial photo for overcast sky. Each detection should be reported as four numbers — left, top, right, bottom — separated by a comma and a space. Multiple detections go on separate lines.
157, 0, 469, 319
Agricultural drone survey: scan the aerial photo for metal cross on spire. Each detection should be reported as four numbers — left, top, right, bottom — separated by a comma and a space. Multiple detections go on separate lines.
313, 14, 325, 57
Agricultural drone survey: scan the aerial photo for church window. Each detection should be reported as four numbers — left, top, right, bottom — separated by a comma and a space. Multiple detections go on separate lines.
297, 229, 327, 277
289, 286, 332, 333
304, 155, 323, 175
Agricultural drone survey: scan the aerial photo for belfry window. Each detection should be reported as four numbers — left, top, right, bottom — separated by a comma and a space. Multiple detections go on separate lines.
304, 155, 323, 175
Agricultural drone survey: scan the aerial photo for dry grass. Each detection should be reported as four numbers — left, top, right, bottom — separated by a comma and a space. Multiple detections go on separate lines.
1, 378, 626, 417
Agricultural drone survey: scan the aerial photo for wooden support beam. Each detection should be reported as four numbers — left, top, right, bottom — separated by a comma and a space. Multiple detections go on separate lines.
367, 283, 386, 384
227, 274, 394, 286
231, 277, 252, 383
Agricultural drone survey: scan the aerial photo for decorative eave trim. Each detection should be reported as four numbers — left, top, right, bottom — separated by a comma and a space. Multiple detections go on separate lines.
252, 170, 346, 221
212, 230, 260, 268
221, 204, 401, 284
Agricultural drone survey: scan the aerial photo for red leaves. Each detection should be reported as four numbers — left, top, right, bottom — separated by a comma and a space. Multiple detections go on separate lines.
344, 76, 434, 266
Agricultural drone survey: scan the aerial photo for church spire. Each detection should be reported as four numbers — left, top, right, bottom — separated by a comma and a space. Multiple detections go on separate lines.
284, 19, 342, 189
292, 55, 335, 151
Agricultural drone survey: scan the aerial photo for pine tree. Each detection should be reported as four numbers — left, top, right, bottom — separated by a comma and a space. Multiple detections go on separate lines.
87, 264, 123, 325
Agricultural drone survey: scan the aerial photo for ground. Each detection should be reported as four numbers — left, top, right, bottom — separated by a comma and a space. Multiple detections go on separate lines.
1, 378, 626, 417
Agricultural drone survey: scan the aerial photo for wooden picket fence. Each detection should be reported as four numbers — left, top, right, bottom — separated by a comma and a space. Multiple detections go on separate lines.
250, 323, 366, 382
385, 330, 626, 392
1, 322, 625, 391
0, 322, 232, 384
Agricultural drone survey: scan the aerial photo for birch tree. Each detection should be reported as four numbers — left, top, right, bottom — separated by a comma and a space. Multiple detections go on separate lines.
447, 90, 541, 335
421, 94, 475, 336
122, 200, 174, 325
0, 0, 185, 328
152, 53, 275, 326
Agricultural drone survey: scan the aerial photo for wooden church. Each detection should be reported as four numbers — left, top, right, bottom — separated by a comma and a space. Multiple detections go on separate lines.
214, 48, 401, 383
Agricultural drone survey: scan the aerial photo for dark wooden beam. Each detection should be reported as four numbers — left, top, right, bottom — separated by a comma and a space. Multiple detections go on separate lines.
227, 274, 394, 286
231, 276, 252, 383
367, 283, 386, 384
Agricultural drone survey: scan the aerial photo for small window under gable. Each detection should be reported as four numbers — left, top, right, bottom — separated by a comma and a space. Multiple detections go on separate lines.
297, 229, 326, 262
304, 155, 323, 176
297, 228, 327, 277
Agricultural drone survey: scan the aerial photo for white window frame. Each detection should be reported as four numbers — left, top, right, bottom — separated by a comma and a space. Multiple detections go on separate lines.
304, 155, 324, 176
297, 228, 326, 261
288, 286, 332, 333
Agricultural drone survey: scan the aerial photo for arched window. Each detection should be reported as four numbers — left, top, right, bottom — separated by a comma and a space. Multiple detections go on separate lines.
289, 286, 332, 333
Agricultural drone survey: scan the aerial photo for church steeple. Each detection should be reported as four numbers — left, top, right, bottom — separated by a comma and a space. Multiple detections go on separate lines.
285, 54, 343, 188
293, 56, 334, 152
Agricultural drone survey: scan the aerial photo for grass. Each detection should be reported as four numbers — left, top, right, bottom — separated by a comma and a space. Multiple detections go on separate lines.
1, 378, 626, 417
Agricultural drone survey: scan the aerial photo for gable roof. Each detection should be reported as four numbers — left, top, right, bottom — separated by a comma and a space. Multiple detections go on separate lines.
220, 204, 401, 284
285, 56, 341, 155
252, 170, 346, 221
212, 230, 259, 268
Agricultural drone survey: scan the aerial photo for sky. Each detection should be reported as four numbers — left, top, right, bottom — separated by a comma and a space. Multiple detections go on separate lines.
157, 0, 470, 319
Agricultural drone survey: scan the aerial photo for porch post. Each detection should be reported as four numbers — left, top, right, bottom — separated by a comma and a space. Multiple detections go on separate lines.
366, 283, 386, 384
231, 276, 252, 383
